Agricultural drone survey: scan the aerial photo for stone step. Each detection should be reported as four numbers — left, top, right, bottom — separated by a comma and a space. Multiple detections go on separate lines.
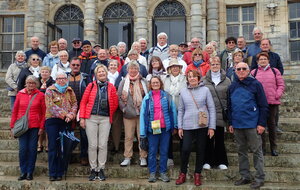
1, 176, 300, 190
0, 162, 300, 183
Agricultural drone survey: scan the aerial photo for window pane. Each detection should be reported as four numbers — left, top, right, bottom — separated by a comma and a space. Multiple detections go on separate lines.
243, 24, 254, 40
15, 17, 24, 32
3, 35, 12, 50
242, 6, 254, 21
289, 2, 300, 19
14, 34, 24, 50
227, 25, 239, 38
298, 22, 300, 38
226, 7, 239, 22
290, 41, 300, 61
290, 22, 297, 38
0, 52, 13, 69
3, 17, 13, 32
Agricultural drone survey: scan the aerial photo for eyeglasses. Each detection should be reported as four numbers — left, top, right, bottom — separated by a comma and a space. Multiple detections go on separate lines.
254, 33, 261, 35
26, 82, 36, 85
193, 54, 202, 56
56, 77, 67, 80
258, 58, 268, 61
32, 58, 39, 61
211, 64, 220, 66
228, 41, 236, 44
191, 41, 199, 43
236, 67, 248, 71
73, 41, 81, 44
71, 64, 80, 67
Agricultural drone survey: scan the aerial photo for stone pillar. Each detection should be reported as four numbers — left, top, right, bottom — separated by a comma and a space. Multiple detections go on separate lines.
33, 0, 46, 50
25, 0, 35, 48
207, 0, 219, 43
190, 0, 203, 40
136, 0, 148, 41
84, 0, 96, 45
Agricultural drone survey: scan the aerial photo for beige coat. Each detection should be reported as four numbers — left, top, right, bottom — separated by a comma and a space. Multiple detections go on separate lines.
5, 63, 27, 96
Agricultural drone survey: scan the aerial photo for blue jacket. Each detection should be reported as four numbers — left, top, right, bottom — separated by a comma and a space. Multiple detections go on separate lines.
25, 48, 47, 61
140, 90, 178, 137
251, 51, 284, 75
247, 41, 261, 57
228, 75, 268, 129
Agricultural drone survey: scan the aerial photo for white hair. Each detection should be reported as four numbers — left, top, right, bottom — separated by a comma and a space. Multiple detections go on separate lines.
56, 71, 67, 78
58, 38, 67, 44
157, 32, 168, 39
117, 42, 126, 47
15, 50, 26, 59
58, 50, 69, 57
138, 38, 147, 43
252, 27, 263, 35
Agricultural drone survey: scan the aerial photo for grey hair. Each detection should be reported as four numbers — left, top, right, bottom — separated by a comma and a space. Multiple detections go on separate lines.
127, 60, 140, 71
138, 38, 147, 43
58, 50, 69, 57
15, 50, 26, 59
58, 38, 67, 44
108, 59, 119, 67
157, 32, 168, 39
25, 75, 40, 88
131, 41, 141, 49
117, 42, 126, 47
236, 62, 250, 70
55, 71, 67, 78
128, 49, 139, 56
252, 27, 263, 35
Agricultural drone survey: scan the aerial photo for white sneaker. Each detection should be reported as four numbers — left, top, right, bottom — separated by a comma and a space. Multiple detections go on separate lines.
140, 158, 147, 167
203, 163, 211, 170
167, 159, 174, 167
217, 164, 228, 170
120, 158, 131, 167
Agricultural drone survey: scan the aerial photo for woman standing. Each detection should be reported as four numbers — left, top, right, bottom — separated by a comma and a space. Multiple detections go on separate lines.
10, 75, 46, 181
5, 51, 27, 110
204, 43, 217, 58
202, 56, 231, 170
118, 61, 148, 167
251, 52, 285, 156
109, 45, 124, 72
45, 72, 77, 181
226, 50, 244, 80
107, 59, 119, 86
146, 56, 166, 81
125, 42, 148, 70
80, 65, 118, 181
51, 50, 71, 80
176, 70, 216, 186
42, 41, 60, 68
185, 48, 210, 77
140, 76, 177, 183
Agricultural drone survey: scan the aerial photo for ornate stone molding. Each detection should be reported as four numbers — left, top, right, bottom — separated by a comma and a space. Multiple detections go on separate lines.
7, 0, 24, 10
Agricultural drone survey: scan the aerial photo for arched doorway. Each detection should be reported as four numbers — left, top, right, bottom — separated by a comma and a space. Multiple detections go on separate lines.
100, 2, 133, 49
153, 1, 186, 45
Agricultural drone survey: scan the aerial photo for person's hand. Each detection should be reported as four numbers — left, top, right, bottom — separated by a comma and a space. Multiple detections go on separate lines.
208, 129, 214, 139
38, 129, 44, 136
66, 113, 74, 120
80, 118, 86, 129
178, 129, 183, 139
228, 125, 234, 134
257, 125, 265, 135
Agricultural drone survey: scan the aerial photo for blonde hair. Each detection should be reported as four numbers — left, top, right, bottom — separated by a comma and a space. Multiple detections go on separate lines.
94, 64, 108, 76
40, 66, 52, 73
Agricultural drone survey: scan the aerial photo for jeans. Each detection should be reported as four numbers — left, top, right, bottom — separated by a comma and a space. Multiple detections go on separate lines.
10, 96, 16, 112
19, 128, 39, 174
147, 128, 171, 174
262, 104, 278, 151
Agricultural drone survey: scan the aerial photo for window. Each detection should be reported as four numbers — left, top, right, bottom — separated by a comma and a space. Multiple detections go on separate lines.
226, 6, 255, 41
289, 2, 300, 61
0, 16, 24, 69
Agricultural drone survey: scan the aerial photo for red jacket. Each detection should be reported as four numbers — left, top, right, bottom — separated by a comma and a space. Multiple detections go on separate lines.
185, 61, 210, 77
10, 88, 46, 129
183, 48, 210, 65
79, 81, 118, 123
110, 56, 124, 72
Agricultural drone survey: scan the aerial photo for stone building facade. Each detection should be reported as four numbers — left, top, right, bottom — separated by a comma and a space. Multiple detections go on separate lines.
0, 0, 299, 79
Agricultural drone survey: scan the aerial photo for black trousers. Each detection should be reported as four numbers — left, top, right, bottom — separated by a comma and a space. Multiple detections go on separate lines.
262, 104, 278, 151
180, 128, 208, 174
204, 126, 228, 167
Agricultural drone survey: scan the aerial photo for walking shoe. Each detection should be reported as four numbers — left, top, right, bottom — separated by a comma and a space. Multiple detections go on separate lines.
56, 176, 62, 181
175, 173, 186, 185
120, 158, 131, 167
194, 173, 201, 186
203, 163, 211, 170
234, 178, 251, 186
217, 164, 228, 170
49, 176, 56, 181
250, 181, 264, 189
148, 173, 156, 183
159, 173, 170, 182
140, 158, 147, 167
88, 169, 97, 181
271, 150, 279, 156
98, 169, 106, 181
167, 159, 174, 167
26, 173, 33, 180
18, 173, 27, 181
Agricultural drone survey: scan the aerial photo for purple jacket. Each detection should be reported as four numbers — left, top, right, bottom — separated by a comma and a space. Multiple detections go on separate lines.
251, 65, 285, 105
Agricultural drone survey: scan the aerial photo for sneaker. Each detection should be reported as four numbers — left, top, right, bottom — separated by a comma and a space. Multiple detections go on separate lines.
148, 173, 156, 183
217, 164, 228, 170
88, 169, 97, 181
140, 158, 147, 167
159, 173, 170, 182
203, 163, 211, 170
167, 159, 174, 167
120, 158, 131, 167
98, 169, 106, 181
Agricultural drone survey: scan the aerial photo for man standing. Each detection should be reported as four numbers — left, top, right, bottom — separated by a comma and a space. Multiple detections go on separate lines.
58, 38, 68, 51
248, 27, 263, 57
183, 37, 210, 65
89, 49, 109, 78
118, 42, 127, 60
178, 42, 188, 58
25, 36, 47, 61
228, 62, 268, 189
69, 38, 83, 59
237, 36, 248, 59
148, 32, 169, 63
93, 44, 101, 55
139, 38, 149, 61
78, 40, 97, 74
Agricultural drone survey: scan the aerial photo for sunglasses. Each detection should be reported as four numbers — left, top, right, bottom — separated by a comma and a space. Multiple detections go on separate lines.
56, 77, 67, 80
71, 64, 80, 67
32, 58, 39, 61
236, 67, 248, 71
73, 41, 81, 44
193, 54, 202, 56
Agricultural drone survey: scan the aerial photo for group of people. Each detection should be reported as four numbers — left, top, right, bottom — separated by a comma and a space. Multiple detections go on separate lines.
6, 26, 285, 189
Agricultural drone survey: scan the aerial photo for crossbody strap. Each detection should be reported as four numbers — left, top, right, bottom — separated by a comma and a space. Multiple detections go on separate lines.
189, 90, 199, 110
24, 93, 38, 117
212, 85, 225, 110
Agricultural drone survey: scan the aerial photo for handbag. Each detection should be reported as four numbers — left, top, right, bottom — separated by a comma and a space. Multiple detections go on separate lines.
13, 94, 38, 138
212, 86, 228, 122
189, 90, 208, 127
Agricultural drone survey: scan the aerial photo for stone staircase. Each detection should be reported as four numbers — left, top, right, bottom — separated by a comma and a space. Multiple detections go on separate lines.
0, 79, 299, 189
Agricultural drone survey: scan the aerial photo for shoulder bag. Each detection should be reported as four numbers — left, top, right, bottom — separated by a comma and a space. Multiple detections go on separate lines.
189, 90, 208, 127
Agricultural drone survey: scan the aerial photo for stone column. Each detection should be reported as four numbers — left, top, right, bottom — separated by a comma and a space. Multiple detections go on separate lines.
136, 0, 148, 40
84, 0, 96, 45
190, 0, 203, 40
25, 0, 35, 48
207, 0, 219, 43
33, 0, 46, 50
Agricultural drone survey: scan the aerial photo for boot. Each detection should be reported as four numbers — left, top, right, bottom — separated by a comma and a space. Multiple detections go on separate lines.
175, 173, 186, 185
194, 173, 201, 186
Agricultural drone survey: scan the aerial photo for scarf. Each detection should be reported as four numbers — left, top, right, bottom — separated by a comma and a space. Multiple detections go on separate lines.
29, 66, 40, 78
152, 69, 164, 76
108, 71, 119, 85
55, 83, 69, 93
193, 60, 204, 68
59, 61, 70, 69
169, 75, 181, 102
15, 61, 27, 68
211, 70, 221, 86
49, 52, 59, 58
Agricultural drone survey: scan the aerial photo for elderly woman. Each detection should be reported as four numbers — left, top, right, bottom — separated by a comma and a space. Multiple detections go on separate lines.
140, 76, 177, 183
204, 43, 218, 58
202, 57, 231, 170
162, 44, 187, 73
251, 52, 285, 156
227, 49, 244, 80
185, 48, 210, 77
42, 41, 60, 68
80, 65, 118, 181
10, 75, 46, 181
109, 45, 124, 72
146, 56, 166, 81
118, 61, 148, 167
5, 51, 28, 110
51, 50, 71, 80
125, 42, 147, 70
18, 54, 42, 91
45, 72, 77, 181
176, 70, 216, 186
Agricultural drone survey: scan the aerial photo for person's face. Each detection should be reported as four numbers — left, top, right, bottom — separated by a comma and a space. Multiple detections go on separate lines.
187, 72, 199, 86
235, 63, 250, 80
118, 45, 126, 54
70, 60, 81, 74
94, 47, 101, 53
96, 67, 107, 82
170, 66, 180, 76
30, 56, 40, 67
128, 66, 139, 77
253, 30, 263, 41
260, 40, 271, 52
191, 38, 200, 49
58, 40, 67, 50
237, 38, 246, 49
205, 46, 213, 54
151, 59, 160, 69
227, 40, 236, 49
210, 62, 221, 73
110, 48, 118, 56
140, 40, 147, 51
98, 49, 107, 60
233, 53, 243, 64
40, 69, 51, 80
158, 35, 167, 46
193, 53, 203, 62
59, 53, 69, 63
56, 74, 68, 86
31, 38, 39, 49
16, 54, 25, 62
169, 49, 179, 58
108, 62, 118, 73
82, 45, 92, 53
26, 80, 37, 91
132, 44, 141, 53
128, 54, 138, 61
72, 41, 82, 49
150, 78, 161, 90
258, 55, 269, 68
50, 45, 59, 54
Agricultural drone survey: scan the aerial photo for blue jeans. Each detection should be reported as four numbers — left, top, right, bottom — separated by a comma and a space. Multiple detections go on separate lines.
10, 96, 16, 112
19, 128, 39, 174
45, 119, 66, 177
147, 128, 171, 174
79, 127, 88, 158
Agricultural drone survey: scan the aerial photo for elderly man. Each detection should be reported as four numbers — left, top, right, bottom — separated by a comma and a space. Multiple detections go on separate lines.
89, 49, 109, 78
69, 38, 83, 59
237, 36, 248, 59
139, 38, 149, 61
148, 32, 169, 63
67, 57, 91, 166
228, 62, 268, 189
178, 42, 188, 58
219, 37, 238, 72
183, 37, 210, 65
248, 27, 263, 57
78, 40, 97, 74
118, 42, 127, 60
25, 36, 47, 61
58, 38, 68, 51
93, 44, 101, 55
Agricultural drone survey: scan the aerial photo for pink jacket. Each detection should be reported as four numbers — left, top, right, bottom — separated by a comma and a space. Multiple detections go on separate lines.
251, 66, 285, 105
